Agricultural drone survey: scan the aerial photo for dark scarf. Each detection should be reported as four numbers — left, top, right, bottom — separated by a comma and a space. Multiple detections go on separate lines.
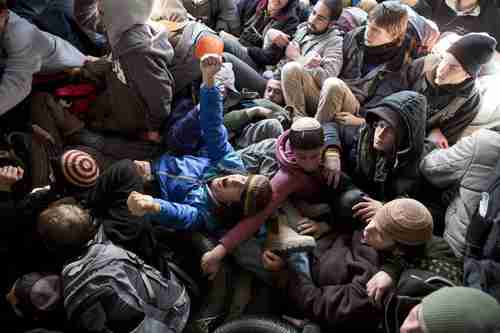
424, 67, 475, 118
363, 40, 403, 67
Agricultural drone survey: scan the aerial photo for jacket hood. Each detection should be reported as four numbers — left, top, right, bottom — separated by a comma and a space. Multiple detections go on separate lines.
276, 130, 299, 171
102, 0, 155, 48
365, 91, 427, 167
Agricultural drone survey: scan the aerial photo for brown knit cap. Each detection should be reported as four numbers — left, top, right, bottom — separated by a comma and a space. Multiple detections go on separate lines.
289, 117, 324, 150
243, 174, 272, 217
374, 198, 433, 246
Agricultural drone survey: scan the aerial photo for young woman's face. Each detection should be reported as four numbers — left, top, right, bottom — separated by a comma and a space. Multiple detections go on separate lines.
400, 303, 426, 333
211, 174, 248, 203
363, 219, 396, 250
293, 147, 323, 172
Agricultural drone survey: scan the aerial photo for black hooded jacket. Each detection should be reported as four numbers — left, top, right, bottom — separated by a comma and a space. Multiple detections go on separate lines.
351, 91, 427, 201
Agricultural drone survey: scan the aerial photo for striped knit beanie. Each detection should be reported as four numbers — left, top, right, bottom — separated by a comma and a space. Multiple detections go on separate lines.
374, 198, 433, 246
60, 150, 99, 188
242, 174, 272, 217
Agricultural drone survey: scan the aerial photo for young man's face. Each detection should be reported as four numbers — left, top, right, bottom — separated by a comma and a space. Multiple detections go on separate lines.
211, 174, 248, 203
363, 218, 396, 250
307, 1, 332, 35
365, 21, 396, 47
400, 303, 425, 333
373, 119, 396, 154
264, 79, 284, 106
435, 52, 471, 86
293, 147, 323, 172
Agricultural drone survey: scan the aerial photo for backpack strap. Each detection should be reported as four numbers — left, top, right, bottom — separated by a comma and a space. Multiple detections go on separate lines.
139, 265, 157, 304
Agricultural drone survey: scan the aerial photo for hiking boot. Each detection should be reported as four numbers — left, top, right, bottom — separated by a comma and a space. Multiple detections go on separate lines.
184, 233, 232, 333
184, 263, 229, 333
185, 315, 222, 333
303, 322, 322, 333
265, 215, 316, 255
225, 268, 253, 322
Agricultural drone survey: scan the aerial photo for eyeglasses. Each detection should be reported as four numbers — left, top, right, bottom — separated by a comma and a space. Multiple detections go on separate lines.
373, 119, 392, 130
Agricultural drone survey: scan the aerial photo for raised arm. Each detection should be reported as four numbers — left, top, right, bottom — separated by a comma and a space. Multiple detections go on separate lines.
199, 54, 234, 162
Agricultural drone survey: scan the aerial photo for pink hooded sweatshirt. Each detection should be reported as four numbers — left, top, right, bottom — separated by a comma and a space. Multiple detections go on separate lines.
220, 130, 324, 252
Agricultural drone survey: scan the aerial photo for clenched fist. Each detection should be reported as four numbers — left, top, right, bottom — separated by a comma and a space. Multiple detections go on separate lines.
127, 191, 160, 216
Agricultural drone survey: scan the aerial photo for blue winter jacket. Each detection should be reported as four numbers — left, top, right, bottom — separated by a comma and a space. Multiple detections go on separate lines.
149, 86, 246, 232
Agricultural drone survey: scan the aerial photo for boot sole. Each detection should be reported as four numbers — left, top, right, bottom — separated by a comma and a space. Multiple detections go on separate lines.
266, 240, 316, 256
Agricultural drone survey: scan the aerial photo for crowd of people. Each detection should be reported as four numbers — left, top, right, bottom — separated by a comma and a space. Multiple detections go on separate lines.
1, 0, 500, 332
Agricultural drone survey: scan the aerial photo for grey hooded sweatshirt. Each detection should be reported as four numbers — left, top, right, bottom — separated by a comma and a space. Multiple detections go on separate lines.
0, 11, 86, 116
100, 0, 175, 133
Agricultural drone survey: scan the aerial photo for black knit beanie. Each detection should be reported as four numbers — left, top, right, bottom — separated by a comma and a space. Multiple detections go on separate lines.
447, 33, 497, 78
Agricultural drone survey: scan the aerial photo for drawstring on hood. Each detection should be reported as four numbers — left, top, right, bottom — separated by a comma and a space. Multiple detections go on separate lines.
101, 0, 174, 62
102, 0, 155, 48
